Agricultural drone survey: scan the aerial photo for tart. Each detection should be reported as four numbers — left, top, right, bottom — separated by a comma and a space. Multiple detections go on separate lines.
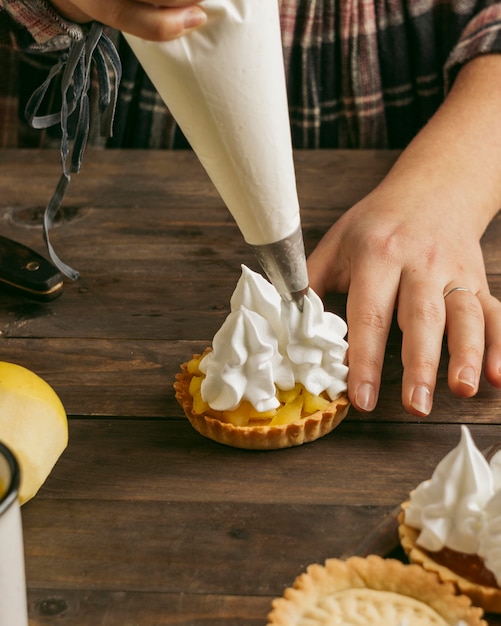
267, 555, 486, 626
399, 502, 501, 614
174, 350, 349, 450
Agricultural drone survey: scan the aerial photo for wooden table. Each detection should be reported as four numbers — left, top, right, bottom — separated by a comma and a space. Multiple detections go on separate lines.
1, 149, 500, 625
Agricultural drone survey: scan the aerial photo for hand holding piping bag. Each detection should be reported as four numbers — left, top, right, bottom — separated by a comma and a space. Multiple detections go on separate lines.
48, 0, 208, 41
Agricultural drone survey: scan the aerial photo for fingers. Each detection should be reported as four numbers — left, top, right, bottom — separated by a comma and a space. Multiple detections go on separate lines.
311, 228, 500, 415
477, 289, 501, 388
444, 287, 485, 397
307, 224, 345, 299
344, 264, 400, 414
307, 216, 402, 414
117, 2, 207, 40
349, 279, 498, 416
397, 279, 446, 416
110, 1, 206, 41
55, 1, 207, 41
138, 0, 203, 5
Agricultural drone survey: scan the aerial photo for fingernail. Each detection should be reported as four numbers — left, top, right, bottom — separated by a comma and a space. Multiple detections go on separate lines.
411, 385, 432, 416
355, 382, 377, 412
184, 8, 207, 31
457, 366, 477, 390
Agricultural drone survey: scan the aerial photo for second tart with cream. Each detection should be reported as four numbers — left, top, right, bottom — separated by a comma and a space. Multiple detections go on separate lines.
399, 425, 501, 613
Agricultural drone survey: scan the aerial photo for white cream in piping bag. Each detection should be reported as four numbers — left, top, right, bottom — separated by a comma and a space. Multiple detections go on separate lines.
405, 425, 501, 585
198, 265, 348, 413
124, 1, 308, 299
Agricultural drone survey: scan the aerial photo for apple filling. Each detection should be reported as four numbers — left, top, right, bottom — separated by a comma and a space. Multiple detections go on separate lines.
426, 547, 499, 589
186, 354, 333, 427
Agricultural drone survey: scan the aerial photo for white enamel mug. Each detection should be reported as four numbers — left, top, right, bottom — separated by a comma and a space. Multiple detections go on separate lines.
0, 442, 28, 626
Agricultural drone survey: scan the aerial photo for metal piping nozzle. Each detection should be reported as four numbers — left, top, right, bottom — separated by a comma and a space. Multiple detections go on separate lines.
251, 225, 309, 311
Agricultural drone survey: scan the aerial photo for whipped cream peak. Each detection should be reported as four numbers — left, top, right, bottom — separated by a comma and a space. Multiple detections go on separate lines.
199, 265, 348, 413
200, 305, 292, 412
405, 426, 494, 554
478, 489, 501, 586
490, 449, 501, 491
281, 290, 348, 398
230, 264, 282, 334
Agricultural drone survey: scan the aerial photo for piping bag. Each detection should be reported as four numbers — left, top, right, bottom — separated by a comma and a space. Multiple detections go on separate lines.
123, 0, 309, 308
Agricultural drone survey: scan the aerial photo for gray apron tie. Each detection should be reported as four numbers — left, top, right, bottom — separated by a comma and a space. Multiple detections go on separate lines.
25, 22, 122, 280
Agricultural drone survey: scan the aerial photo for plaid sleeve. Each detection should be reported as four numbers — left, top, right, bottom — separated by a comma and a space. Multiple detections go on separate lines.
0, 0, 84, 50
445, 3, 501, 89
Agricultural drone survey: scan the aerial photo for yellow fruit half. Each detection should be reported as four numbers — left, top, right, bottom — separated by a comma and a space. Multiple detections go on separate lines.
0, 362, 68, 504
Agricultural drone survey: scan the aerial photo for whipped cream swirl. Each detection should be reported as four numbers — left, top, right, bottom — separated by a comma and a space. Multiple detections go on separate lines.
405, 425, 501, 585
199, 265, 348, 412
405, 426, 494, 554
478, 488, 501, 586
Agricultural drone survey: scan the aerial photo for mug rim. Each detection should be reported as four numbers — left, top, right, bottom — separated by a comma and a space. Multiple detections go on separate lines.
0, 441, 20, 515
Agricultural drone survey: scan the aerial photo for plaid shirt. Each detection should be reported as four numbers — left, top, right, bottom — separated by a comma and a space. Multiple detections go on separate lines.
2, 0, 501, 150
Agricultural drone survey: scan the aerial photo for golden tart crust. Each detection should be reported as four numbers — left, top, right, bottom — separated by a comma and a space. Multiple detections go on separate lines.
267, 555, 486, 626
399, 502, 501, 614
174, 352, 349, 450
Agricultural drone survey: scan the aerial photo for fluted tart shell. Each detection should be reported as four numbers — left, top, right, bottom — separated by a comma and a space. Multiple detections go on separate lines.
174, 351, 349, 450
399, 502, 501, 614
267, 555, 486, 626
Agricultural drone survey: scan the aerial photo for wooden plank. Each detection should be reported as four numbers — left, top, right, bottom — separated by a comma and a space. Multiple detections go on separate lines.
22, 421, 501, 623
33, 421, 501, 505
0, 270, 500, 341
2, 150, 500, 270
3, 149, 501, 626
0, 276, 348, 341
0, 149, 396, 210
22, 499, 388, 594
1, 151, 500, 345
27, 590, 275, 626
26, 589, 501, 626
1, 337, 500, 421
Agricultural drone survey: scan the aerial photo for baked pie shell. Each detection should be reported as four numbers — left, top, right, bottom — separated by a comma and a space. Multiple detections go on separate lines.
399, 502, 501, 614
174, 352, 349, 450
267, 555, 486, 626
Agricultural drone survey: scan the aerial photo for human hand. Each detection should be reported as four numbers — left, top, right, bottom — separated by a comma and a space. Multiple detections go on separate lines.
49, 0, 207, 41
308, 54, 501, 417
307, 170, 501, 417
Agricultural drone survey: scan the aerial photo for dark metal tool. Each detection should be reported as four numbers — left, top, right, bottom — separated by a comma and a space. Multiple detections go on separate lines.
0, 236, 64, 301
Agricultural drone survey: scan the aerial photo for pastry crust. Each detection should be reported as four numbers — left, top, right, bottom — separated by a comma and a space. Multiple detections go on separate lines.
399, 502, 501, 614
174, 353, 349, 450
267, 555, 486, 626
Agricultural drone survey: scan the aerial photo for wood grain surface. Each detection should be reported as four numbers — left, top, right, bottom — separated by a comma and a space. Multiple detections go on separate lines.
1, 149, 500, 625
